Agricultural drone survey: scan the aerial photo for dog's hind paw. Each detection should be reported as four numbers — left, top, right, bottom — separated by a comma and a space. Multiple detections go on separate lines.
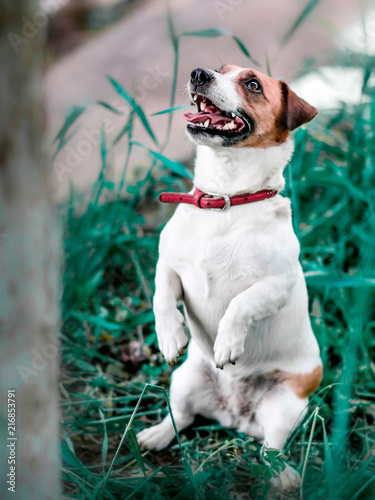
136, 423, 174, 451
270, 464, 300, 492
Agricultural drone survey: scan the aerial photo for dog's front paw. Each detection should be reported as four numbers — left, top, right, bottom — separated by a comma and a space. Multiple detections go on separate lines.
213, 320, 246, 369
160, 332, 189, 365
156, 309, 189, 365
213, 335, 245, 369
214, 305, 250, 369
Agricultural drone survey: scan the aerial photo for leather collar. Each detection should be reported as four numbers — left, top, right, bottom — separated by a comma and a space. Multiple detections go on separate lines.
159, 187, 278, 211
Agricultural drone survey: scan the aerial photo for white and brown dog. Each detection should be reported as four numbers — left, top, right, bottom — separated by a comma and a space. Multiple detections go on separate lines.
137, 65, 323, 488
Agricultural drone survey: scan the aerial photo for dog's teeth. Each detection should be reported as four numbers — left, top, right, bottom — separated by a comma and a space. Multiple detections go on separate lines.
204, 119, 210, 127
222, 123, 231, 130
231, 112, 236, 118
193, 94, 197, 101
201, 102, 207, 111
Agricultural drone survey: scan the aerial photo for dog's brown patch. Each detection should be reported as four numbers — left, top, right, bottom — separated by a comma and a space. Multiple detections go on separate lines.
280, 81, 318, 131
218, 64, 239, 74
233, 68, 289, 148
281, 365, 323, 399
202, 361, 322, 421
219, 66, 317, 149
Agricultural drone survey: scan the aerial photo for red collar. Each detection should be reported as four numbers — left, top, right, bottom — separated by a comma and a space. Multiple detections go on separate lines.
159, 187, 278, 211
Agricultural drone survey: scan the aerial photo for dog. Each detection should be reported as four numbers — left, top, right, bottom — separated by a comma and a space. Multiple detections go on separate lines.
137, 65, 323, 490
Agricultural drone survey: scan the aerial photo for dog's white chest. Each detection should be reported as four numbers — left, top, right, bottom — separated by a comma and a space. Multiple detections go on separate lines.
167, 210, 235, 263
160, 204, 279, 303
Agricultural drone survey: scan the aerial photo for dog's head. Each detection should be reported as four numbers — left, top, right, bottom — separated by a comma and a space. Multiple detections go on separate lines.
183, 64, 317, 148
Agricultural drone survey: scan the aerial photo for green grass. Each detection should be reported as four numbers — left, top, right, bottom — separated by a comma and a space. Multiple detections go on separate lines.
57, 7, 375, 500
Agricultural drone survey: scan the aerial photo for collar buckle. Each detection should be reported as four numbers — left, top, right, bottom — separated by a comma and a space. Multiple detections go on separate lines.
206, 191, 231, 211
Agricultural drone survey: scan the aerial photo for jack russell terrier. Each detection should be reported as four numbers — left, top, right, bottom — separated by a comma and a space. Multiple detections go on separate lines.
137, 65, 323, 489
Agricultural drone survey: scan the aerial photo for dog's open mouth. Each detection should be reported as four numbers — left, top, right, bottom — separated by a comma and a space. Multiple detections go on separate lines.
183, 93, 250, 137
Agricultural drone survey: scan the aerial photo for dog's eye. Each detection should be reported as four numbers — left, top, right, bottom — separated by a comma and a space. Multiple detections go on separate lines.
244, 79, 262, 93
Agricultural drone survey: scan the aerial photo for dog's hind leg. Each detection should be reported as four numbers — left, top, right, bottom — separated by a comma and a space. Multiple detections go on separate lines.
256, 385, 307, 450
136, 409, 193, 452
137, 341, 206, 451
254, 385, 308, 491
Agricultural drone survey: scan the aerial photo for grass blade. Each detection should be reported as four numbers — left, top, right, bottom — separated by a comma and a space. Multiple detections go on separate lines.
107, 75, 158, 145
126, 427, 146, 477
305, 274, 375, 288
281, 0, 322, 45
96, 100, 122, 115
265, 52, 272, 77
301, 407, 319, 498
53, 103, 90, 159
181, 28, 259, 65
100, 385, 148, 494
161, 2, 180, 150
53, 100, 121, 160
131, 141, 193, 179
320, 417, 335, 500
166, 0, 178, 51
151, 105, 190, 116
53, 103, 90, 145
99, 409, 109, 477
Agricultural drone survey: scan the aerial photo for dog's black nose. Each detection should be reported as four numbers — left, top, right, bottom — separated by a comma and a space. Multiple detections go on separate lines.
190, 68, 214, 87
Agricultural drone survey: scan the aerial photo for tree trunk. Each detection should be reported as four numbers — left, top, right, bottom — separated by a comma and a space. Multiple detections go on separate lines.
0, 1, 61, 498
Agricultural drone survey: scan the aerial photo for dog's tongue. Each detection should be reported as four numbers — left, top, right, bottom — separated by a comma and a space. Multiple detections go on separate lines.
182, 105, 245, 129
183, 105, 233, 126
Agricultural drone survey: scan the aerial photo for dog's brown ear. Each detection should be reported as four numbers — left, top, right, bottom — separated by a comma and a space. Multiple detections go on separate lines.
280, 82, 318, 131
